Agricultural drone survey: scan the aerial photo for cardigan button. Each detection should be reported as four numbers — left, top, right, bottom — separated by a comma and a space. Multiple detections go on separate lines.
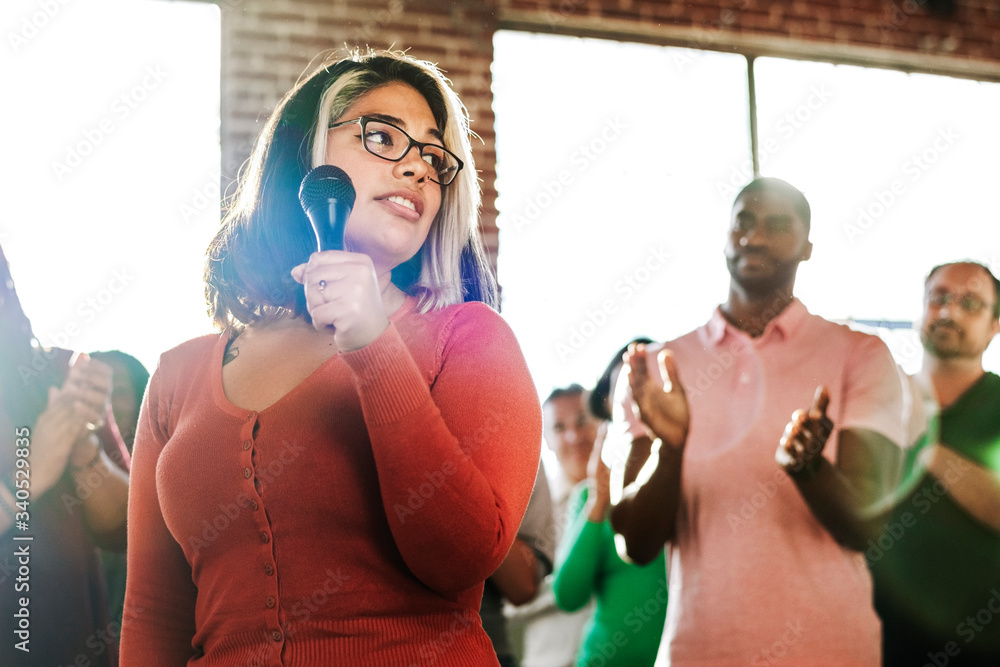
271, 630, 282, 642
265, 596, 276, 608
243, 467, 252, 479
264, 564, 274, 576
242, 440, 252, 450
260, 532, 270, 544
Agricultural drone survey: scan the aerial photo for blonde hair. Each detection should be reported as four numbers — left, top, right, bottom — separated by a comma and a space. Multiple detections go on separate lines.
205, 49, 496, 334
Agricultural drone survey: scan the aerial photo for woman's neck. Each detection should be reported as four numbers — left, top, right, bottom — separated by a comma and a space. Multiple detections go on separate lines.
379, 278, 408, 316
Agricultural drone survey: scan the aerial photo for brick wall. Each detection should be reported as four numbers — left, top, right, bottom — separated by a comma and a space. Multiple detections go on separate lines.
217, 0, 502, 259
215, 0, 1000, 267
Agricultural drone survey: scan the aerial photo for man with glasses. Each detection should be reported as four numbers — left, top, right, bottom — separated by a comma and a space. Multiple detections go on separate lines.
609, 177, 907, 665
871, 261, 1000, 666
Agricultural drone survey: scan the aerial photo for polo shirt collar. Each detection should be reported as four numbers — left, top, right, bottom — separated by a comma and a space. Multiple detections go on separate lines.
706, 297, 808, 344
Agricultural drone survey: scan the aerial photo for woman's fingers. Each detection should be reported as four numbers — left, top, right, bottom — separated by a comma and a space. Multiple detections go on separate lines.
625, 343, 650, 395
657, 348, 683, 396
292, 251, 390, 349
63, 355, 113, 413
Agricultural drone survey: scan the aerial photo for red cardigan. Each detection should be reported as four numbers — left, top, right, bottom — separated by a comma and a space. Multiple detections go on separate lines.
121, 298, 542, 666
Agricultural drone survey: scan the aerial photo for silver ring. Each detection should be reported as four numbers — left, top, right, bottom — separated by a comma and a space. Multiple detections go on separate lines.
318, 280, 326, 292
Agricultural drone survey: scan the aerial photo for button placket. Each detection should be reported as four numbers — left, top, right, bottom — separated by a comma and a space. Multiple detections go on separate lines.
239, 415, 264, 513
242, 411, 282, 649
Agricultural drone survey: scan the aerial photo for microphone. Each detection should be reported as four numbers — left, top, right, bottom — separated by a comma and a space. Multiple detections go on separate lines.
298, 165, 356, 252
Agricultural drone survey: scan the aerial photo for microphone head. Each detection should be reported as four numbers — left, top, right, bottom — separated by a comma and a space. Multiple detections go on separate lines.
298, 165, 356, 214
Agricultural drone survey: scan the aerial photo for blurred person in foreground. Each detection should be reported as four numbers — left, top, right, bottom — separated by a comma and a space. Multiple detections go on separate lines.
0, 242, 130, 667
120, 49, 541, 665
90, 349, 150, 655
508, 385, 599, 667
90, 350, 150, 454
552, 338, 667, 666
870, 260, 1000, 666
481, 461, 555, 667
611, 177, 906, 665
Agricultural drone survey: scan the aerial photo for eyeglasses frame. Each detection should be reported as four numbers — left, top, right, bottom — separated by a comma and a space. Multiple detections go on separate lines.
925, 289, 995, 314
328, 116, 464, 186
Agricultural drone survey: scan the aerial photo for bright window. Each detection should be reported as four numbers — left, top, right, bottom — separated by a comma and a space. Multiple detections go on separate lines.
493, 32, 750, 398
1, 0, 221, 373
493, 30, 1000, 402
753, 57, 1000, 373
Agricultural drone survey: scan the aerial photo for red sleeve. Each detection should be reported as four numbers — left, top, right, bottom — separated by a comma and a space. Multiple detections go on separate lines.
120, 362, 198, 666
341, 303, 542, 595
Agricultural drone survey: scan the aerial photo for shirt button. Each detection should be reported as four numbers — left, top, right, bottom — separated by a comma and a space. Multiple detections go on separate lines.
265, 596, 276, 608
243, 467, 252, 479
260, 532, 270, 544
264, 564, 274, 576
242, 440, 252, 451
271, 630, 282, 642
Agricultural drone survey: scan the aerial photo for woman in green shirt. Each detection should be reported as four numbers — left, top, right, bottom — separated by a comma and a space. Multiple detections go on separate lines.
552, 340, 667, 666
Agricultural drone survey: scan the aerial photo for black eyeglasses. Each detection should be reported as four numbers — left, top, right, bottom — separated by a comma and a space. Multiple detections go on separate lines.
329, 116, 463, 186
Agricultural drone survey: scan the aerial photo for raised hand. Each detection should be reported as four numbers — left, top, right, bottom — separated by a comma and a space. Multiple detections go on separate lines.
62, 353, 112, 427
585, 422, 612, 522
62, 353, 114, 469
776, 385, 833, 476
291, 250, 391, 351
625, 343, 690, 451
31, 386, 105, 496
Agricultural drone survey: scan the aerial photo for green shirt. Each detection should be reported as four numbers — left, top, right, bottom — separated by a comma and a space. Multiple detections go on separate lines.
552, 482, 667, 666
871, 371, 1000, 654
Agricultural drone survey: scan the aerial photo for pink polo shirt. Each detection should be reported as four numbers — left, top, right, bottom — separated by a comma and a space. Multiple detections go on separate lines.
619, 299, 905, 666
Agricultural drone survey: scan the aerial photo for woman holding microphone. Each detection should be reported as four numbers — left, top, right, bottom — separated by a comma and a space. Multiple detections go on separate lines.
121, 50, 541, 666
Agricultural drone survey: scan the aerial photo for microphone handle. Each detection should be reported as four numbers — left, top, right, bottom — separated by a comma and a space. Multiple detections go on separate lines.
310, 198, 350, 252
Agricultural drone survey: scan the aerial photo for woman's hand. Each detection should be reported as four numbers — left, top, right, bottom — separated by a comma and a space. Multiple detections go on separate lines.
31, 355, 111, 495
585, 422, 612, 522
63, 354, 114, 470
291, 250, 390, 351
